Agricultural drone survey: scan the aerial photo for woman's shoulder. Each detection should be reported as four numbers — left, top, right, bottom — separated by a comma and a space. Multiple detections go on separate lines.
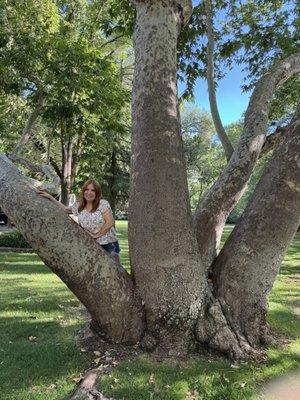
98, 199, 111, 212
71, 201, 79, 215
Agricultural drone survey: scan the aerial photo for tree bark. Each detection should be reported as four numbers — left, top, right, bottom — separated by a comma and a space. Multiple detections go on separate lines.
194, 53, 300, 268
129, 0, 205, 351
212, 108, 300, 346
0, 154, 144, 343
204, 0, 234, 162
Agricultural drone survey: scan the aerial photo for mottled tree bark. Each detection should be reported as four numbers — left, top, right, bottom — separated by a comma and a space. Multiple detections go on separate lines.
0, 154, 144, 344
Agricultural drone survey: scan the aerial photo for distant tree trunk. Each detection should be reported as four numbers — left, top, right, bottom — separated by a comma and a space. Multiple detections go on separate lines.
11, 93, 44, 157
61, 136, 74, 205
107, 147, 117, 215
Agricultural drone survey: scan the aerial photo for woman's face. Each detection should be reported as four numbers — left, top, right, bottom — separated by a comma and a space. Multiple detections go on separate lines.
84, 183, 96, 202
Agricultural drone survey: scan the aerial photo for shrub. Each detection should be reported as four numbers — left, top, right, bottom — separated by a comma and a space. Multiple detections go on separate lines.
0, 230, 31, 248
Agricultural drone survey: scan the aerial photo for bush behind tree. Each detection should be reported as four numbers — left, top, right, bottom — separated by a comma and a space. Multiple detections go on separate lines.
0, 230, 31, 248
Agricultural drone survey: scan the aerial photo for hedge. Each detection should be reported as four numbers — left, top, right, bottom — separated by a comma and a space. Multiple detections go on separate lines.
0, 230, 31, 248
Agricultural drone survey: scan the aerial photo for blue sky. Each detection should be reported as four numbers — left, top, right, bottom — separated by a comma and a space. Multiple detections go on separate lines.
180, 64, 251, 125
180, 0, 251, 125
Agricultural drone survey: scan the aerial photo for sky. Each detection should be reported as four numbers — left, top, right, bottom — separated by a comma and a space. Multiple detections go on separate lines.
180, 64, 251, 125
180, 0, 252, 125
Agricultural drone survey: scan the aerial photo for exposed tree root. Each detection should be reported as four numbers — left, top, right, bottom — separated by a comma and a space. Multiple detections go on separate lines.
69, 370, 111, 400
195, 296, 264, 361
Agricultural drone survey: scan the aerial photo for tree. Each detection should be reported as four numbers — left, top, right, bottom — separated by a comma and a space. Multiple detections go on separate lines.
181, 105, 226, 210
0, 0, 131, 205
0, 1, 300, 361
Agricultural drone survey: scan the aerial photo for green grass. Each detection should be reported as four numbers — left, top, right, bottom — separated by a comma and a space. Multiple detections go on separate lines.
0, 223, 299, 399
0, 253, 89, 400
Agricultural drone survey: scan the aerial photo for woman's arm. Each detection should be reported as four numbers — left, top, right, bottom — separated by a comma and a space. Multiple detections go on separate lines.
37, 191, 72, 213
90, 210, 114, 239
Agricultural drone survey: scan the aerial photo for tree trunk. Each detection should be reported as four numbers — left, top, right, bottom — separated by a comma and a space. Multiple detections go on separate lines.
211, 110, 300, 346
129, 0, 206, 352
1, 1, 299, 362
107, 147, 117, 215
61, 136, 74, 205
0, 154, 144, 344
11, 93, 44, 156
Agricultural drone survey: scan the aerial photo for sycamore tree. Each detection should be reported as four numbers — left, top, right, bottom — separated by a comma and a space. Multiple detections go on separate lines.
0, 0, 300, 360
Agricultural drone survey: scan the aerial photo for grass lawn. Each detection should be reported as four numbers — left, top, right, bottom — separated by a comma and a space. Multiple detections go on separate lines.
0, 223, 299, 399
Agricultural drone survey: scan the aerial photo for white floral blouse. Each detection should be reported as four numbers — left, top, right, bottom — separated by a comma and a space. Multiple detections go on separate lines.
71, 199, 118, 245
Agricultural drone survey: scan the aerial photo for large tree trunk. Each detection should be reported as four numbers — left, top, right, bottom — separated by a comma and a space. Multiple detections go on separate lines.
129, 0, 206, 352
0, 154, 144, 344
211, 109, 300, 346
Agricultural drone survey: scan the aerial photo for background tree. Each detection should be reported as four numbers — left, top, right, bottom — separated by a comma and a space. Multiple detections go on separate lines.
0, 0, 132, 207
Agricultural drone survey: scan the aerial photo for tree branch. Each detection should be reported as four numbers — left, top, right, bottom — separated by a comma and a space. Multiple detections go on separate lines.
32, 137, 62, 179
10, 93, 44, 156
204, 0, 234, 161
194, 53, 300, 267
8, 153, 61, 193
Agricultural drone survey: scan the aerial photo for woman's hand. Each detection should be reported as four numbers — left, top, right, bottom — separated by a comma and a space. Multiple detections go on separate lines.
88, 231, 102, 239
37, 190, 72, 213
37, 190, 53, 201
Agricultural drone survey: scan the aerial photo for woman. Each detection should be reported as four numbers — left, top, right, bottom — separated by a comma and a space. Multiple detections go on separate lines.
39, 179, 120, 256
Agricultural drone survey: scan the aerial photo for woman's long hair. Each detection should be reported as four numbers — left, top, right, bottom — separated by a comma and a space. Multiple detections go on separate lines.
78, 179, 102, 213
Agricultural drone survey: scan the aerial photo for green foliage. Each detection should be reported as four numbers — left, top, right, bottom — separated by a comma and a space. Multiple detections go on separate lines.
227, 153, 270, 223
0, 0, 133, 208
182, 104, 227, 209
0, 230, 31, 248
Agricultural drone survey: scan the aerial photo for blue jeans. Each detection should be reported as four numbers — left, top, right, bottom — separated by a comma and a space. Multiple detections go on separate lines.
100, 241, 120, 254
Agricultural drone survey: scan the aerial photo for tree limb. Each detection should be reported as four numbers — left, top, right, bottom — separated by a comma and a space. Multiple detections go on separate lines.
32, 137, 62, 179
194, 52, 300, 267
10, 93, 44, 156
211, 105, 300, 345
0, 154, 144, 343
8, 153, 61, 193
204, 0, 234, 161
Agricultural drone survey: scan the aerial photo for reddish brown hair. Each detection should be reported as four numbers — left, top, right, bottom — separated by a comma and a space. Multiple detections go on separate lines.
78, 179, 102, 213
